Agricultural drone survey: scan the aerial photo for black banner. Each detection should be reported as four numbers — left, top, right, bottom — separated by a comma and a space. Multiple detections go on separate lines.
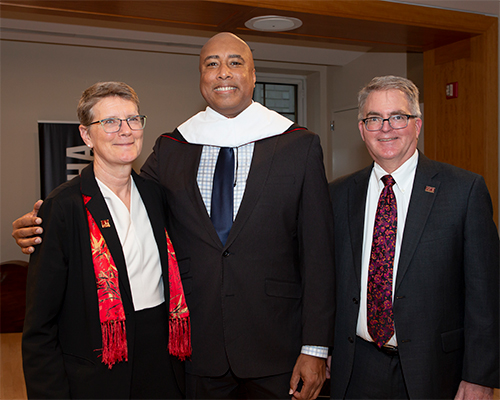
38, 122, 93, 198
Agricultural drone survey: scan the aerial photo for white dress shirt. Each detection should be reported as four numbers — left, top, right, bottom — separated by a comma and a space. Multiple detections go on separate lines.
356, 150, 419, 346
96, 177, 165, 311
197, 143, 254, 219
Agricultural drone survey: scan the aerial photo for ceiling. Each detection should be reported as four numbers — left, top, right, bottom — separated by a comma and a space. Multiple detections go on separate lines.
0, 1, 497, 66
393, 0, 499, 17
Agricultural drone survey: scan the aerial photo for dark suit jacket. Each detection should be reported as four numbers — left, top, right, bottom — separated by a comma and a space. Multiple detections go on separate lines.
329, 152, 499, 399
141, 125, 335, 378
22, 164, 183, 399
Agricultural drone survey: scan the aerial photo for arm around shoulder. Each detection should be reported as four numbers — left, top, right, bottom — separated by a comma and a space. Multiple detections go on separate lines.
12, 200, 44, 254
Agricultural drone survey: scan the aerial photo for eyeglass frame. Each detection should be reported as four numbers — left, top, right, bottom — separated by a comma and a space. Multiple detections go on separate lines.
87, 115, 147, 133
361, 114, 417, 131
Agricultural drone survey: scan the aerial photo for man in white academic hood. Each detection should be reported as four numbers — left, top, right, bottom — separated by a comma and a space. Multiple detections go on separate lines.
13, 32, 335, 400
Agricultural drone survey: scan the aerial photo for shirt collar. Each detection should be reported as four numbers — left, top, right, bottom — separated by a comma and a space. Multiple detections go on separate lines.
373, 149, 419, 193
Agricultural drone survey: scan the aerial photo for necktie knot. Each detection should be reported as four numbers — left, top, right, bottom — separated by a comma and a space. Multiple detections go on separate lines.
382, 175, 395, 188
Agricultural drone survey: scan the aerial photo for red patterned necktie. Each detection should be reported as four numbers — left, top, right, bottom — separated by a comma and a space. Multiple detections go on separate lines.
367, 174, 397, 348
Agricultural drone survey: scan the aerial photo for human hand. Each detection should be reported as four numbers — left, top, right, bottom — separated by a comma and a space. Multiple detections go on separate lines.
326, 355, 331, 379
454, 380, 494, 400
289, 354, 326, 400
12, 200, 44, 254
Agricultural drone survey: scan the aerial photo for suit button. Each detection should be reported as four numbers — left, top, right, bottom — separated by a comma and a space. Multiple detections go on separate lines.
348, 337, 354, 343
352, 298, 359, 304
223, 251, 230, 257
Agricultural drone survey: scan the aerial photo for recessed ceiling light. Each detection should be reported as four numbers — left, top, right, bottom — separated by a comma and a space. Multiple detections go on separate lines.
244, 16, 303, 32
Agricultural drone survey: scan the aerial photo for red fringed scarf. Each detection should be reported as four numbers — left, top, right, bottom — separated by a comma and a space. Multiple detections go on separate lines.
165, 230, 191, 360
83, 194, 128, 369
82, 194, 191, 368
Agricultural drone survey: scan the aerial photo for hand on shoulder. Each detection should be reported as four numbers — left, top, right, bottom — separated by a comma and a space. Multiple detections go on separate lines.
12, 200, 44, 254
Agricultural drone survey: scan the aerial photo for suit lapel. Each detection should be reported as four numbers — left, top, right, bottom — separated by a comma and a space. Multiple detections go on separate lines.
81, 164, 134, 309
172, 130, 223, 247
225, 134, 278, 247
396, 153, 440, 289
349, 166, 372, 289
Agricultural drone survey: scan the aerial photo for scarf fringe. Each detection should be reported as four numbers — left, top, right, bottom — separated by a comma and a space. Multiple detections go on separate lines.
169, 316, 191, 361
101, 320, 128, 369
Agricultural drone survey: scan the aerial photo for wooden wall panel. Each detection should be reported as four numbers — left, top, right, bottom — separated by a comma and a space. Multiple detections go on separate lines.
0, 333, 26, 400
424, 21, 498, 224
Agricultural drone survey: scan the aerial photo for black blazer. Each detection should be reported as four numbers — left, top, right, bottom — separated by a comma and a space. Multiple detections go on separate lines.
328, 152, 499, 399
22, 164, 183, 399
141, 125, 335, 378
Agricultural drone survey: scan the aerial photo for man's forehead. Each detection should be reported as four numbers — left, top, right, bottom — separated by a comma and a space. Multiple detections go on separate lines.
365, 109, 409, 116
367, 90, 408, 104
202, 53, 245, 61
363, 91, 410, 115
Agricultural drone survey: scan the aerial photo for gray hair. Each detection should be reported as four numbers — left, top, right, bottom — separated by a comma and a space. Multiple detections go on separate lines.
357, 75, 421, 121
77, 81, 140, 126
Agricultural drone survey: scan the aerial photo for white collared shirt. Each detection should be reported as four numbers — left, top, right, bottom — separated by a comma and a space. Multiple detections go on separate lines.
356, 150, 419, 346
96, 177, 165, 311
197, 143, 254, 219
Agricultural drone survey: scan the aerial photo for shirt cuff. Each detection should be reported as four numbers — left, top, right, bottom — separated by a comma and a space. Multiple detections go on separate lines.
301, 345, 328, 359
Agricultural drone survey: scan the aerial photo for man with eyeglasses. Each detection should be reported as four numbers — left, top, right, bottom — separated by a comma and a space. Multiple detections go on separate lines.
328, 75, 499, 399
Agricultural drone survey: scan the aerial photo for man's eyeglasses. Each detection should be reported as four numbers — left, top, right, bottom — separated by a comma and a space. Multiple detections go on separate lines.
361, 114, 416, 131
88, 115, 147, 133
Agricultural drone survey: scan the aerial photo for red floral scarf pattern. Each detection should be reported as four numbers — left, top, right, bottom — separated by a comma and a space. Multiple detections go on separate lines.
166, 230, 191, 360
83, 194, 128, 369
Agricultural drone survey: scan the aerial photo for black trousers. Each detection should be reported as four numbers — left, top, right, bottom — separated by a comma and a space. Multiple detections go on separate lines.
186, 368, 293, 399
344, 337, 409, 400
130, 303, 184, 399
